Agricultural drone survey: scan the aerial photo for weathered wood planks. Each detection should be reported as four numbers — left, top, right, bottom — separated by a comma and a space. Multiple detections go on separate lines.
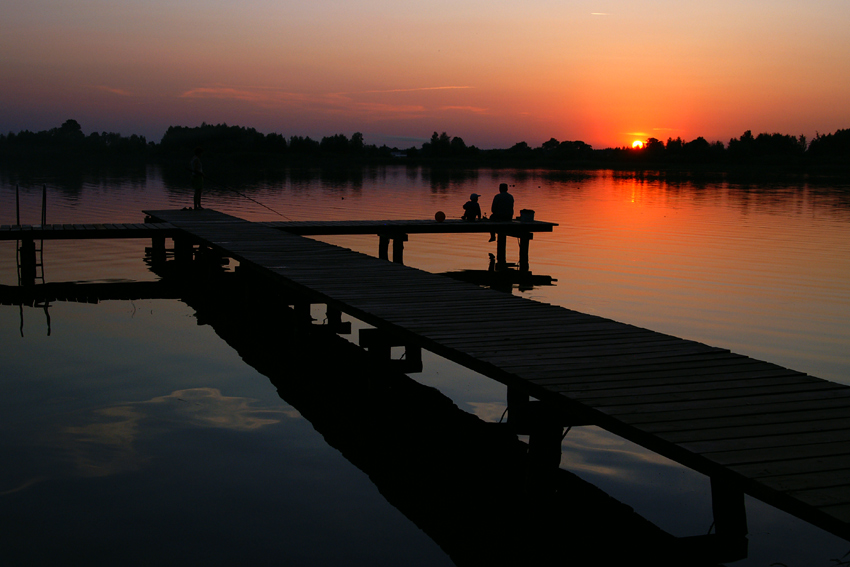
143, 208, 850, 540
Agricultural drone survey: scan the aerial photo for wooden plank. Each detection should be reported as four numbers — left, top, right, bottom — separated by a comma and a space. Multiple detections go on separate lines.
730, 454, 850, 479
656, 417, 850, 445
621, 400, 850, 430
758, 470, 850, 492
618, 392, 850, 422
701, 440, 850, 466
678, 428, 850, 455
593, 387, 850, 417
786, 486, 850, 509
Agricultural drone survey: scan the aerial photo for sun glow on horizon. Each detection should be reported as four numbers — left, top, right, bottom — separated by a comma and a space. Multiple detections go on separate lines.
632, 140, 644, 149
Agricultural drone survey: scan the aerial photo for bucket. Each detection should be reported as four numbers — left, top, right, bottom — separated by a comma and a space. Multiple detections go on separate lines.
519, 209, 535, 222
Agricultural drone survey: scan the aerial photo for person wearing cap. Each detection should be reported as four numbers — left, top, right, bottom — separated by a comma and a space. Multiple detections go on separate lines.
462, 193, 482, 221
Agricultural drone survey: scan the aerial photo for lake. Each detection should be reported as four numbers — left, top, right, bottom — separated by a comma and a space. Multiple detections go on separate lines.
1, 165, 849, 566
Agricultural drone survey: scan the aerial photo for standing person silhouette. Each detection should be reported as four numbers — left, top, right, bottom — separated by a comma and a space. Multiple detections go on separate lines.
489, 183, 514, 241
190, 147, 204, 209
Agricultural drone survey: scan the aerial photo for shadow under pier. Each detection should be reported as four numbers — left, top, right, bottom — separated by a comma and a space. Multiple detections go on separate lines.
178, 267, 723, 567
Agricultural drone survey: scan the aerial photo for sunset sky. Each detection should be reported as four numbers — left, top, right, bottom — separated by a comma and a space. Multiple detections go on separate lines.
1, 0, 849, 149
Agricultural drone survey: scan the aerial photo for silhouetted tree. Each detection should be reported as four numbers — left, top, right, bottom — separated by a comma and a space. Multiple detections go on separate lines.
288, 135, 320, 154
643, 137, 665, 160
541, 138, 560, 153
808, 128, 850, 162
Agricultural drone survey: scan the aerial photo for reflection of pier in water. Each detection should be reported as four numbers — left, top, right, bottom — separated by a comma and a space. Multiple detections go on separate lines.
1, 268, 722, 564
171, 268, 721, 566
441, 253, 557, 293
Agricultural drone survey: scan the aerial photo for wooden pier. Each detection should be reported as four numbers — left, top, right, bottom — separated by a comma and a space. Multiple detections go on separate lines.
134, 208, 850, 547
261, 217, 557, 268
5, 208, 850, 550
0, 222, 177, 285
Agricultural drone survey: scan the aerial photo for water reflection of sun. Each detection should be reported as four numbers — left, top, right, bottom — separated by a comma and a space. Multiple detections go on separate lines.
632, 140, 644, 149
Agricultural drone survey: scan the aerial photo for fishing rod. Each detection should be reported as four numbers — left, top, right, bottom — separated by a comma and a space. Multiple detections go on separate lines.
188, 166, 293, 220
224, 185, 293, 220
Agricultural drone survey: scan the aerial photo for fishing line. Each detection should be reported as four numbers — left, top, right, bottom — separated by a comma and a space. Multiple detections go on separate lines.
225, 185, 293, 220
188, 164, 293, 220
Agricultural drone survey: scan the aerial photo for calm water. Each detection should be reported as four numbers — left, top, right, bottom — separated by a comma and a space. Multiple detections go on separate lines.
1, 165, 849, 566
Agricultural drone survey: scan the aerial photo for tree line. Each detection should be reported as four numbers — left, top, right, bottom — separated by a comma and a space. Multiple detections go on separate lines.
1, 119, 848, 170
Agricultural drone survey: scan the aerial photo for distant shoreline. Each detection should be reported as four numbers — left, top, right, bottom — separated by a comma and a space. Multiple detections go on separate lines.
2, 120, 849, 181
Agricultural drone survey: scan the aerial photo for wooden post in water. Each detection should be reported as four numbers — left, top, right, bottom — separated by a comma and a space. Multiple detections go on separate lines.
19, 238, 37, 286
711, 476, 748, 538
507, 386, 530, 429
392, 234, 407, 264
41, 184, 47, 226
174, 238, 193, 264
378, 235, 390, 260
324, 305, 352, 334
359, 328, 423, 373
144, 215, 167, 264
496, 233, 507, 266
292, 300, 312, 324
378, 233, 408, 264
518, 233, 532, 272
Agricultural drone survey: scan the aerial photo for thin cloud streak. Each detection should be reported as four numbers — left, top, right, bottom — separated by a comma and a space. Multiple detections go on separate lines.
179, 84, 479, 119
93, 85, 134, 97
440, 105, 489, 114
357, 86, 475, 94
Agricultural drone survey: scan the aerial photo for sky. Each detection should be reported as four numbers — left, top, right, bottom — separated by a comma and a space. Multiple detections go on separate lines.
1, 0, 849, 149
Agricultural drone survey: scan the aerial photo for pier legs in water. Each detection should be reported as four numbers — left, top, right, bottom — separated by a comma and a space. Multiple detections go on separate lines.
150, 235, 167, 264
493, 232, 532, 272
375, 230, 532, 271
18, 238, 37, 286
507, 387, 564, 493
378, 233, 407, 264
359, 327, 422, 373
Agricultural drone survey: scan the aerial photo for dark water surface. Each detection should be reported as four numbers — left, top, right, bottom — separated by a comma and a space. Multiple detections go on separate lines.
1, 166, 849, 566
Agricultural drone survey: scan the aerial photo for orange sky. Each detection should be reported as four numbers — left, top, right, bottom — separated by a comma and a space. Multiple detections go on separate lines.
1, 1, 849, 149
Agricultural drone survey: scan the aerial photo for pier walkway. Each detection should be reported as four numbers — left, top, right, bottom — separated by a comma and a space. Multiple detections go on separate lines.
0, 222, 177, 241
139, 208, 850, 545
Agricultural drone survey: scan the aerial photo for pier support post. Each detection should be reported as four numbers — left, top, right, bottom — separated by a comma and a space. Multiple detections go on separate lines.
150, 235, 167, 264
174, 238, 193, 264
378, 234, 408, 264
507, 387, 530, 429
324, 306, 352, 334
292, 300, 313, 324
378, 235, 389, 260
359, 328, 423, 373
518, 233, 532, 273
19, 238, 37, 287
711, 476, 748, 538
392, 234, 407, 264
496, 233, 507, 266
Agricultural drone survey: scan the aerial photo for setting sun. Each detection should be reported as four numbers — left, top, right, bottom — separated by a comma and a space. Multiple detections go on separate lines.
632, 140, 644, 149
